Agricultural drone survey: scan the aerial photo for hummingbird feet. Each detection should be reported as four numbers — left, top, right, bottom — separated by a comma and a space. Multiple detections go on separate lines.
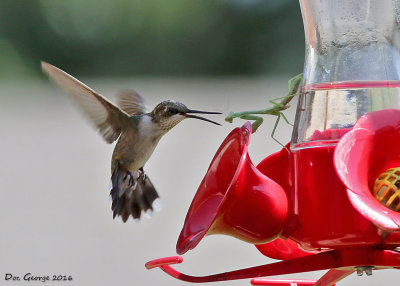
122, 168, 146, 189
123, 171, 135, 188
138, 167, 147, 183
120, 168, 147, 191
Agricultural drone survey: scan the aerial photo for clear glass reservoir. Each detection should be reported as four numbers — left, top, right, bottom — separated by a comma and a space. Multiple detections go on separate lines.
291, 0, 400, 149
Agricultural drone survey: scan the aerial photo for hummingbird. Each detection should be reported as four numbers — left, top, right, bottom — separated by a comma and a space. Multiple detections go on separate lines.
41, 62, 222, 222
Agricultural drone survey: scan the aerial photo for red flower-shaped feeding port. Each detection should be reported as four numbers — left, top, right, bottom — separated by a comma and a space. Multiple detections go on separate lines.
176, 122, 289, 255
335, 109, 400, 232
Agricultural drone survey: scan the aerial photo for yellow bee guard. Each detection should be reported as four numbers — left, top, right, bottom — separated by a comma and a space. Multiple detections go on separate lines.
374, 167, 400, 212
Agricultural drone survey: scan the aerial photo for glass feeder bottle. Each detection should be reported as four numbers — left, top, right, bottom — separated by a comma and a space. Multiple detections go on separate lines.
291, 0, 400, 149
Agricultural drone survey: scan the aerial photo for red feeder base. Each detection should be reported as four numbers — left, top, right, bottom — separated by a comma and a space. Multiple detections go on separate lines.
146, 247, 400, 284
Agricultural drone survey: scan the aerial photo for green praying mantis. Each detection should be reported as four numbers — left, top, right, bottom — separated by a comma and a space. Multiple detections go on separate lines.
225, 73, 303, 147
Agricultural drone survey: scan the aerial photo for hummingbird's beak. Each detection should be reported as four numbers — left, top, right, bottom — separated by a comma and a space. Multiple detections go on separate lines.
183, 110, 222, 126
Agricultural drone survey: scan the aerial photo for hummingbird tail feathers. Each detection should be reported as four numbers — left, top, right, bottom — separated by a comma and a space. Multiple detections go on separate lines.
110, 164, 160, 222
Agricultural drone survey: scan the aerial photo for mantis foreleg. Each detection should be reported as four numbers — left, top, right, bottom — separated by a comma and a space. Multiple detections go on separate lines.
225, 73, 302, 139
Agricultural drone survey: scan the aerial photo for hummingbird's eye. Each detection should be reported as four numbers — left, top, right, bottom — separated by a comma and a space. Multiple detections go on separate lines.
167, 107, 179, 115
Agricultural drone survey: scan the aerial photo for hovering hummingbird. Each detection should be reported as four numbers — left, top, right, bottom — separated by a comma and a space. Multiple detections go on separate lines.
41, 62, 221, 222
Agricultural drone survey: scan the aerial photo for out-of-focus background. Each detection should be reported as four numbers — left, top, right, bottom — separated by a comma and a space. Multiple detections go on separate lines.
1, 0, 304, 79
1, 0, 398, 285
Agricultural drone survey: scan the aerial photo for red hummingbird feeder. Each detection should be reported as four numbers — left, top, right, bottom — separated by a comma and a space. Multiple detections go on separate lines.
146, 0, 400, 284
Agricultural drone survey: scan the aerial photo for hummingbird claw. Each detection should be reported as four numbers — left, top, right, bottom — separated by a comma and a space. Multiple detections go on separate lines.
123, 171, 135, 187
138, 168, 147, 183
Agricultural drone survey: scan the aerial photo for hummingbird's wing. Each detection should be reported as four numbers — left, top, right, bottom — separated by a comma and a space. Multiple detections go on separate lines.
41, 62, 130, 143
116, 90, 147, 116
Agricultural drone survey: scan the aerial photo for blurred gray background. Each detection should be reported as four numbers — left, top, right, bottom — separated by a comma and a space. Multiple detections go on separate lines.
1, 0, 399, 285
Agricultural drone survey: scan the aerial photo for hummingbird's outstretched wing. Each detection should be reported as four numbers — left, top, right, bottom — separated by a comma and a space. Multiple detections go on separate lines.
41, 61, 130, 144
116, 90, 147, 116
